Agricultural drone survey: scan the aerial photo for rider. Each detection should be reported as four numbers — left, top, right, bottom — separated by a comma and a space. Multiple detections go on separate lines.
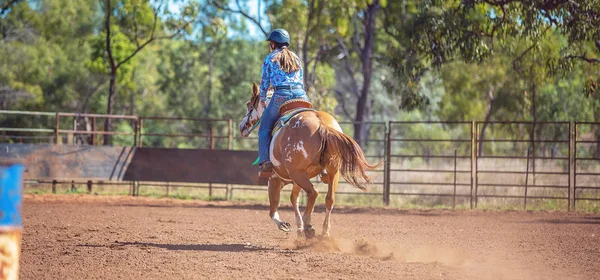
258, 28, 309, 177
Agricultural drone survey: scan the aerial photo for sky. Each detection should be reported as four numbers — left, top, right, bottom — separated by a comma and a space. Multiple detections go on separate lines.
167, 0, 268, 40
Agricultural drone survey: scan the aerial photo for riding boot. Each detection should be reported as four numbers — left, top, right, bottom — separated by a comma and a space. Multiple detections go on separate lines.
259, 161, 274, 178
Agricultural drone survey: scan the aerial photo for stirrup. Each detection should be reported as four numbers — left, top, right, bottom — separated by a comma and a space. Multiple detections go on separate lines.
259, 162, 273, 178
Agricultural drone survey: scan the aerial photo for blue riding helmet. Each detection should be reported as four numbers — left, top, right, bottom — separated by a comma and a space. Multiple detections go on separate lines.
266, 28, 290, 45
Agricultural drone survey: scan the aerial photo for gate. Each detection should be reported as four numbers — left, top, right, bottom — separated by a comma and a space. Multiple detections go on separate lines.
474, 122, 571, 210
386, 121, 474, 208
573, 122, 600, 210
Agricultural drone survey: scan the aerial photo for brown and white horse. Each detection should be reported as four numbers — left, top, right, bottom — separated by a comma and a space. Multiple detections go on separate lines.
239, 83, 379, 238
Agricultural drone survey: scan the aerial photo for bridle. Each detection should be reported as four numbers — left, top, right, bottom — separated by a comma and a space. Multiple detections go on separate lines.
243, 97, 262, 134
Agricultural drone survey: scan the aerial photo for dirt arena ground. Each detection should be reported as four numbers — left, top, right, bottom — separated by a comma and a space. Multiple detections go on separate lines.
20, 194, 600, 280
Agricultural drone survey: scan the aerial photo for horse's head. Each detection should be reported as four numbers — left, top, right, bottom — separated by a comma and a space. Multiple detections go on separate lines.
239, 83, 268, 137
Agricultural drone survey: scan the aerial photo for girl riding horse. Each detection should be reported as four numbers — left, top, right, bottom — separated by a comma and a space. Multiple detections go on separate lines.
256, 28, 308, 178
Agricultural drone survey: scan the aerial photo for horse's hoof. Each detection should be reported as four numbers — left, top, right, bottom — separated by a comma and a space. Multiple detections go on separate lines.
278, 222, 291, 232
296, 229, 304, 238
304, 226, 316, 239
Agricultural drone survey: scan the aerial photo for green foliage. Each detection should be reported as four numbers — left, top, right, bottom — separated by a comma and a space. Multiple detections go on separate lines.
2, 0, 600, 150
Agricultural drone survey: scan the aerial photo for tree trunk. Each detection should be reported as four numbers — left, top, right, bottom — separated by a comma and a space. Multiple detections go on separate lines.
353, 0, 380, 147
207, 46, 215, 117
530, 85, 537, 183
103, 0, 116, 146
103, 71, 116, 145
478, 87, 495, 156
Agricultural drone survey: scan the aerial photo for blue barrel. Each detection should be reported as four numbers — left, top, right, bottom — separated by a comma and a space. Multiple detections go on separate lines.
1, 162, 24, 280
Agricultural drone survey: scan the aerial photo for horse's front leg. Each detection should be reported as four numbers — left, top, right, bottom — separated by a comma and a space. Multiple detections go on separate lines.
290, 184, 304, 237
269, 176, 291, 232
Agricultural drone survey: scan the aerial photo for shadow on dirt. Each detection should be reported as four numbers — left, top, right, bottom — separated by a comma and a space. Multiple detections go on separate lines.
525, 216, 600, 225
78, 241, 276, 252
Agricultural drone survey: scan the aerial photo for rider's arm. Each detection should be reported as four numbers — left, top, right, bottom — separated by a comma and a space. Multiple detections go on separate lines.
259, 55, 271, 103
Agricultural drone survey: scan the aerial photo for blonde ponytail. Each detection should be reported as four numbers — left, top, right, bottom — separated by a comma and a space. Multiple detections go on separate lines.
271, 47, 301, 73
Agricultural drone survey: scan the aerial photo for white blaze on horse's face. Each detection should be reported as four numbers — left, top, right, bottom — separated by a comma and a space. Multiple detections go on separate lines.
239, 98, 267, 137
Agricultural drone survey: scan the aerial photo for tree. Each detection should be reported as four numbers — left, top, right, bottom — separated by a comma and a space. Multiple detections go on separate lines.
383, 0, 600, 98
98, 0, 199, 145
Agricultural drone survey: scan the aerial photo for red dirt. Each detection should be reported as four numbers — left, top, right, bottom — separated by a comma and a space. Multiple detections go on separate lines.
20, 194, 600, 279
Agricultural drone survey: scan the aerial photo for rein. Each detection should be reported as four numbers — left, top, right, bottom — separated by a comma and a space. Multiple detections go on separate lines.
248, 117, 261, 134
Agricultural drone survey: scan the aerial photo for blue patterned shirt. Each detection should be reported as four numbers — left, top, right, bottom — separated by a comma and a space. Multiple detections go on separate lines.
259, 49, 304, 102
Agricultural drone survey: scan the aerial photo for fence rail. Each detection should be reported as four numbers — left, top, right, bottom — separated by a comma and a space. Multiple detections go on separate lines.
2, 110, 599, 211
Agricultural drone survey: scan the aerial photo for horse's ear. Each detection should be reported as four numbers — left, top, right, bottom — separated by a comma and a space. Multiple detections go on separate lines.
252, 83, 259, 96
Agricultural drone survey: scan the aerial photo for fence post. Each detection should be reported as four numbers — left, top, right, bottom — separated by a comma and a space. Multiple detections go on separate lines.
54, 112, 60, 144
226, 119, 233, 200
471, 121, 476, 209
209, 126, 214, 150
383, 122, 391, 206
91, 117, 96, 145
228, 119, 233, 150
87, 180, 93, 194
133, 117, 139, 147
524, 148, 531, 210
453, 149, 457, 209
138, 118, 144, 147
473, 121, 479, 208
573, 123, 578, 210
52, 180, 57, 194
71, 117, 76, 145
568, 121, 572, 211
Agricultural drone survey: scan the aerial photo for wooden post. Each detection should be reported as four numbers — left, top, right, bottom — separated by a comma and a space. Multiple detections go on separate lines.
91, 117, 96, 145
383, 122, 391, 205
87, 180, 92, 194
138, 118, 144, 147
471, 121, 476, 209
54, 113, 60, 144
228, 119, 233, 150
209, 126, 214, 150
453, 149, 457, 209
524, 148, 531, 210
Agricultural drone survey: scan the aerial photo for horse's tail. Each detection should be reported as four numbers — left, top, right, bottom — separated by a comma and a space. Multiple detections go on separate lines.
317, 122, 381, 191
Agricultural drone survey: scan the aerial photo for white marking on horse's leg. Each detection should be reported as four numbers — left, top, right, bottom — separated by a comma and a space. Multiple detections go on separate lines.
270, 129, 282, 167
322, 207, 333, 238
290, 185, 304, 237
271, 211, 284, 228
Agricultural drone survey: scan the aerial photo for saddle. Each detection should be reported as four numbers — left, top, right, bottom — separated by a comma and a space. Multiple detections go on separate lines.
259, 99, 330, 184
271, 99, 314, 136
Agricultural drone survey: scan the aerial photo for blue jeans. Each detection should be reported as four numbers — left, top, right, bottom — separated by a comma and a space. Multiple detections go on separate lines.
258, 89, 309, 165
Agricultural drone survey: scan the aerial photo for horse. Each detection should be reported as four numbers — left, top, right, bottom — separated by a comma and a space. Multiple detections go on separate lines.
239, 83, 379, 239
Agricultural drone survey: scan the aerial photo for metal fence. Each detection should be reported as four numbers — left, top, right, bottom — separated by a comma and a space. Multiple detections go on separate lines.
386, 121, 474, 208
574, 122, 600, 209
2, 110, 599, 210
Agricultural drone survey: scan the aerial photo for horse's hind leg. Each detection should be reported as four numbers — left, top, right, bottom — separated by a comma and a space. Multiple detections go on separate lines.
322, 169, 340, 238
288, 171, 318, 239
269, 177, 291, 232
290, 184, 304, 237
